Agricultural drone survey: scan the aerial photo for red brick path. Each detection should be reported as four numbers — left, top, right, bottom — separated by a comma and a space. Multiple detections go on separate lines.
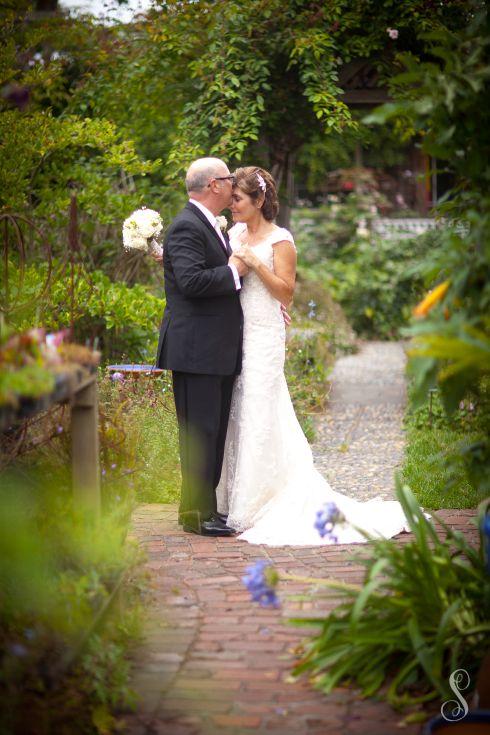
122, 505, 477, 735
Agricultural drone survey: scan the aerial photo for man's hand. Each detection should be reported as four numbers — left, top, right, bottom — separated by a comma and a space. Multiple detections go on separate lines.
229, 254, 249, 276
281, 303, 292, 326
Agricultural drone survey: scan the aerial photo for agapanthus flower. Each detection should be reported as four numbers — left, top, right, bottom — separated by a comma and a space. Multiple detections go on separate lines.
482, 513, 490, 575
242, 559, 279, 608
314, 502, 346, 542
110, 372, 124, 382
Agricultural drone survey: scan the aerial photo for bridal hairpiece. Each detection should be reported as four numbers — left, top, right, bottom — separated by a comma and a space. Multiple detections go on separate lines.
256, 172, 266, 192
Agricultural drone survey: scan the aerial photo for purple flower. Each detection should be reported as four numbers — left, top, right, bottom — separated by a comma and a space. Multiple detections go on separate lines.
111, 372, 124, 382
1, 83, 30, 110
314, 502, 345, 541
242, 560, 279, 608
9, 643, 28, 658
111, 463, 117, 470
387, 28, 399, 39
56, 425, 63, 434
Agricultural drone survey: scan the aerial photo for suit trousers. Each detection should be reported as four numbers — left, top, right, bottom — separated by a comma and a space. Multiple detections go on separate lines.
172, 371, 235, 530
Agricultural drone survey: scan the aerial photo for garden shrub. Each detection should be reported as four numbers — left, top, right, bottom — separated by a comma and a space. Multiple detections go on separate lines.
292, 204, 434, 339
285, 330, 332, 442
290, 484, 490, 711
4, 260, 165, 363
402, 380, 490, 509
0, 468, 143, 734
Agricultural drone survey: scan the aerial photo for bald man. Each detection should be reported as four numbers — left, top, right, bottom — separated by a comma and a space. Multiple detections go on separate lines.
155, 158, 247, 536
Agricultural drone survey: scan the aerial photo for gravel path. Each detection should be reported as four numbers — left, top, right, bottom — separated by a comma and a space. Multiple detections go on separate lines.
312, 341, 407, 501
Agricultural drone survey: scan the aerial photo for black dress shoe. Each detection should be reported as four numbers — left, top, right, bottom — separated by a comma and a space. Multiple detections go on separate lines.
183, 513, 236, 537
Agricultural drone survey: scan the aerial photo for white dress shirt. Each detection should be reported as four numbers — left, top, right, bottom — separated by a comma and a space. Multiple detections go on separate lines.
188, 199, 240, 290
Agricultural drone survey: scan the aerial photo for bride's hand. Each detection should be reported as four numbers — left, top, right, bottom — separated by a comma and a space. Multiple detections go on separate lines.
234, 244, 260, 269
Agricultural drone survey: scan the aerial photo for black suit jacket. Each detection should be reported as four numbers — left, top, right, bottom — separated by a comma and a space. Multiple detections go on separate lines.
155, 202, 243, 375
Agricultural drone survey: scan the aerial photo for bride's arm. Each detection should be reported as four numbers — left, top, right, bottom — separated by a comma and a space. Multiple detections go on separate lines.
234, 241, 296, 306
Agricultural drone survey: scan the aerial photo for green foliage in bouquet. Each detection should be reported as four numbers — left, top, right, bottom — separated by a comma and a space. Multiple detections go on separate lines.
291, 484, 490, 710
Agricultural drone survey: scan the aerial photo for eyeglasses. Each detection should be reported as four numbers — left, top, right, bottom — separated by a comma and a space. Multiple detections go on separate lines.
209, 175, 236, 186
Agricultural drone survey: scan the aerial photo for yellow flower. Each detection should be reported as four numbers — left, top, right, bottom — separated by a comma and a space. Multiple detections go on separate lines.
413, 280, 450, 318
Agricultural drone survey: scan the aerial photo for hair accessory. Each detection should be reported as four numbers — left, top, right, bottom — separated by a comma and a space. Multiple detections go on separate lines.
256, 172, 266, 192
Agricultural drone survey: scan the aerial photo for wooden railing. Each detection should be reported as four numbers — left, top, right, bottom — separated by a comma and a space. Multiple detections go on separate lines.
0, 367, 101, 519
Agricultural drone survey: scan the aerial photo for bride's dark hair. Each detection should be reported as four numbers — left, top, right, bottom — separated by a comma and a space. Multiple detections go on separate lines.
233, 166, 279, 222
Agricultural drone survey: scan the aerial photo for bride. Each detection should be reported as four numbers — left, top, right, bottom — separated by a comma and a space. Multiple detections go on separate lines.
216, 166, 408, 546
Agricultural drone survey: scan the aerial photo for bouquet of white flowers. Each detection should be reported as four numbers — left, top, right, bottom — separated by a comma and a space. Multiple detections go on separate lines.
122, 208, 163, 257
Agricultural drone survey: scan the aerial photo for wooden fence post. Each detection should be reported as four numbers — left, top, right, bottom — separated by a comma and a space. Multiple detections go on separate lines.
71, 376, 100, 520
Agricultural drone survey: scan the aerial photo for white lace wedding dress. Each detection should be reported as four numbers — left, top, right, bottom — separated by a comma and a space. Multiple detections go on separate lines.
216, 222, 408, 546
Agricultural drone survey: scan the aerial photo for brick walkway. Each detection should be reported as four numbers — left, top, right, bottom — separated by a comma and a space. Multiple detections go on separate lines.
123, 342, 478, 735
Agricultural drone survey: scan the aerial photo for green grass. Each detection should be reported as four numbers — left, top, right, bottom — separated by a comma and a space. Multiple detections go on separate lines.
401, 389, 485, 510
99, 371, 181, 505
402, 424, 481, 509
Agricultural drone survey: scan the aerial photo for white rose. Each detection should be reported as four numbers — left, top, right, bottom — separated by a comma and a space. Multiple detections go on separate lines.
216, 215, 228, 231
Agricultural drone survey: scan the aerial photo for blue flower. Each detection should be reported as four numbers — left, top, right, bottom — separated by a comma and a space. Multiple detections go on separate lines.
308, 299, 317, 319
482, 513, 490, 575
314, 502, 345, 542
111, 372, 124, 382
242, 560, 279, 608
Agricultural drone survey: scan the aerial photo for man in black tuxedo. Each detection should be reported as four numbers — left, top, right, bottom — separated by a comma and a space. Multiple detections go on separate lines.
155, 158, 248, 536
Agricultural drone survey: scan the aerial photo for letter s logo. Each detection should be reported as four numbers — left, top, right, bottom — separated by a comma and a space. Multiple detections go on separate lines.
441, 669, 470, 722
